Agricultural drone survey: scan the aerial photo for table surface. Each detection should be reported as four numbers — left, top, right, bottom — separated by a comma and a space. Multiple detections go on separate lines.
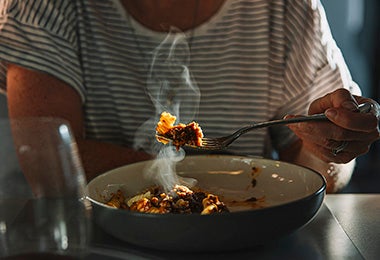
87, 194, 380, 260
324, 194, 380, 260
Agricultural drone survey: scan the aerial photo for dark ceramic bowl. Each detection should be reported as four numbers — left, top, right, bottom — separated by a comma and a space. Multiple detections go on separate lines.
86, 155, 325, 252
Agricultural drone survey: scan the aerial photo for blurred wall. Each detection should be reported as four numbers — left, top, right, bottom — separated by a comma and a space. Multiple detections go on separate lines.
322, 0, 380, 99
324, 0, 380, 193
0, 94, 7, 118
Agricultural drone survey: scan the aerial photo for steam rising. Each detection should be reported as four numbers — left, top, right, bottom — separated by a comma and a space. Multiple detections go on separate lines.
143, 146, 196, 191
133, 28, 200, 191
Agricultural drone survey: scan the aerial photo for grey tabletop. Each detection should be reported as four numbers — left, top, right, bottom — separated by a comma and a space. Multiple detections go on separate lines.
324, 194, 380, 260
88, 194, 380, 260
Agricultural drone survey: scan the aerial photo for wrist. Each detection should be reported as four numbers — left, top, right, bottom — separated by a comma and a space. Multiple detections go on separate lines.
325, 160, 355, 193
279, 139, 355, 193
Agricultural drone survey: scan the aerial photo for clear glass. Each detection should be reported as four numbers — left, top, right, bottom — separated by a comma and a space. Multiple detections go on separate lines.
0, 117, 92, 259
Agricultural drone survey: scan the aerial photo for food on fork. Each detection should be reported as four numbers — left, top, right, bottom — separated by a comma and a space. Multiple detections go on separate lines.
156, 111, 203, 150
106, 185, 229, 215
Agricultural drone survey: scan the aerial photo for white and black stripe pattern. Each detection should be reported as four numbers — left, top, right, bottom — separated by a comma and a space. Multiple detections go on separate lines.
0, 0, 360, 156
0, 0, 84, 98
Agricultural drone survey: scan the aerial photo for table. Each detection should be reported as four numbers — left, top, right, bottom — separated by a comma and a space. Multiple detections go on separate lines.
324, 194, 380, 260
87, 194, 380, 260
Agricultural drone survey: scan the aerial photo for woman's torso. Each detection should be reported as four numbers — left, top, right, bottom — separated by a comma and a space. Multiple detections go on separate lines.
76, 0, 288, 155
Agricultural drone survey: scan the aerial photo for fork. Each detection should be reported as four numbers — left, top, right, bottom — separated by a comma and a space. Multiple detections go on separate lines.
158, 102, 373, 150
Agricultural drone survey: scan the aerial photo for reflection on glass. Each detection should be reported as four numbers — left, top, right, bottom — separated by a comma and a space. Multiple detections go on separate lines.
0, 117, 91, 259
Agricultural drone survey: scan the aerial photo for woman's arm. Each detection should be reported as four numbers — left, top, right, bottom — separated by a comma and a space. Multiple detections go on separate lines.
7, 64, 152, 180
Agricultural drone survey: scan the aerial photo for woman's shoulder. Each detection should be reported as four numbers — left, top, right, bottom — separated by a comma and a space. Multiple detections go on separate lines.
1, 0, 78, 37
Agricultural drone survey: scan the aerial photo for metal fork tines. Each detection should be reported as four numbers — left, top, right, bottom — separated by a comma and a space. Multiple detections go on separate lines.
199, 117, 325, 150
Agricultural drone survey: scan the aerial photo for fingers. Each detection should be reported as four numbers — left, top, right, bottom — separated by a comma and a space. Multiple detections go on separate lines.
287, 88, 380, 163
304, 87, 380, 138
309, 89, 379, 132
291, 128, 372, 163
286, 117, 379, 163
308, 88, 358, 114
324, 106, 379, 132
285, 117, 378, 143
353, 95, 380, 118
309, 142, 371, 163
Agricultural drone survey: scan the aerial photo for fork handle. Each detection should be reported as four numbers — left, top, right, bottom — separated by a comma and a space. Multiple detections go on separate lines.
285, 102, 372, 123
243, 102, 373, 132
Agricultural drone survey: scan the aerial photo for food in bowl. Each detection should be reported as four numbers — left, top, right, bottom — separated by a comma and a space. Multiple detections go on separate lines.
156, 111, 203, 150
106, 184, 229, 215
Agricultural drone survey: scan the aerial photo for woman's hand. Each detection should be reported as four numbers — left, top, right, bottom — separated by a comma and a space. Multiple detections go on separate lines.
286, 88, 380, 163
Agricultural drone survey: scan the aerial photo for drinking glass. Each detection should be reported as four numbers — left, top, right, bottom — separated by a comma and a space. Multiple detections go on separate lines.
0, 117, 92, 259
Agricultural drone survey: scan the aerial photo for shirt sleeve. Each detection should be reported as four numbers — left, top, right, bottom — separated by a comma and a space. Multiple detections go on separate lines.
0, 0, 85, 102
270, 0, 361, 151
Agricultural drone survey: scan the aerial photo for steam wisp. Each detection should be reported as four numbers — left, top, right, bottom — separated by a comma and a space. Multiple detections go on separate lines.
133, 27, 200, 191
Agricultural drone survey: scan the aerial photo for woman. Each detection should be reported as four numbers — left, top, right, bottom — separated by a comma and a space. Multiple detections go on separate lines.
0, 0, 379, 192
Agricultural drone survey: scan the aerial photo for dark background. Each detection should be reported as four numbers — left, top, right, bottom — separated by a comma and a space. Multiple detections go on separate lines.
0, 1, 379, 192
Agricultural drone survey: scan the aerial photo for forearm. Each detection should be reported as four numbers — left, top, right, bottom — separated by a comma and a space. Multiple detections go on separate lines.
279, 139, 355, 193
76, 139, 153, 181
6, 65, 153, 181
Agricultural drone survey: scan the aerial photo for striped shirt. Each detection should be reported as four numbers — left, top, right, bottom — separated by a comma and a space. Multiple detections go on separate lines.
0, 0, 360, 156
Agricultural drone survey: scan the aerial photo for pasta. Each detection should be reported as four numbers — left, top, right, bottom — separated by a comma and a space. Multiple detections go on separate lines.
106, 185, 229, 215
156, 112, 203, 150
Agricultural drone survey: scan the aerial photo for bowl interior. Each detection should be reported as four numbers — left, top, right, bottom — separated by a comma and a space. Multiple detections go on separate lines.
87, 155, 325, 212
